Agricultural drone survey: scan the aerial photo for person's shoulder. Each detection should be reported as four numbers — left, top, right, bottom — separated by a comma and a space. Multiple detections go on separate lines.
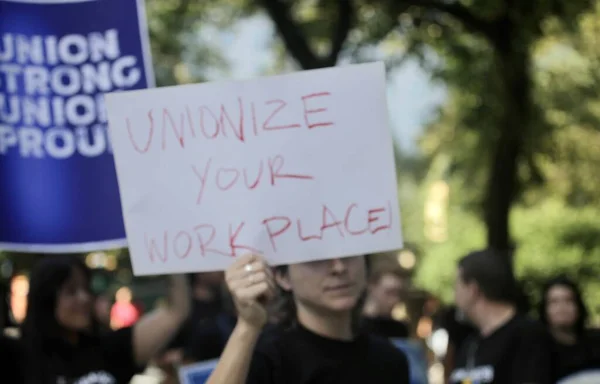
365, 334, 409, 366
508, 315, 552, 343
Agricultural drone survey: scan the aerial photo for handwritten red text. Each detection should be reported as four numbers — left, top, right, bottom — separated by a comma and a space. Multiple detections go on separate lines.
126, 92, 334, 154
143, 200, 393, 263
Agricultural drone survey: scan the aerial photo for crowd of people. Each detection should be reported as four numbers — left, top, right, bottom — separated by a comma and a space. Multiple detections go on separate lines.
0, 249, 599, 383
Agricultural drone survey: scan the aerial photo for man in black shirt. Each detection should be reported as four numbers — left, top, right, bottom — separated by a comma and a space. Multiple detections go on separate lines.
449, 249, 554, 384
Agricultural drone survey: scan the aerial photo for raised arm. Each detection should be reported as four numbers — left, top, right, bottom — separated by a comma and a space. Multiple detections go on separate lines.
132, 275, 191, 366
207, 254, 276, 384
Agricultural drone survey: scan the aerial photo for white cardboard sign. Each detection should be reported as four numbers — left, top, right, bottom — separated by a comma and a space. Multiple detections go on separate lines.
106, 62, 403, 275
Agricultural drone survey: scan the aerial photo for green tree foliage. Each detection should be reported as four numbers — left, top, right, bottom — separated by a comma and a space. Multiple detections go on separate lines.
145, 0, 242, 86
415, 2, 600, 321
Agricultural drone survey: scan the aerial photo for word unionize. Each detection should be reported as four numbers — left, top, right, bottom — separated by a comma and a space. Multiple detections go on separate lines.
143, 200, 394, 263
125, 92, 333, 154
0, 30, 143, 159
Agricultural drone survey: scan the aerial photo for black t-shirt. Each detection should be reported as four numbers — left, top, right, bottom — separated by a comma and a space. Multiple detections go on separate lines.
361, 316, 410, 339
25, 327, 142, 384
552, 329, 600, 381
450, 314, 554, 384
246, 324, 410, 384
0, 335, 24, 383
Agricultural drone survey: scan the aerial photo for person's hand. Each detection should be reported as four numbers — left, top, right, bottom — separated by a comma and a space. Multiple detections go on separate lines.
225, 254, 276, 330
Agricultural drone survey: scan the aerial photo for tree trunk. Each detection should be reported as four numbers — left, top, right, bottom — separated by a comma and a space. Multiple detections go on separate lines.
484, 24, 532, 256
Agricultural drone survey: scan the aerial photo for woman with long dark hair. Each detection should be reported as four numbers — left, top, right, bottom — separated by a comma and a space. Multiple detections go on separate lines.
207, 254, 409, 384
20, 255, 190, 384
539, 275, 600, 380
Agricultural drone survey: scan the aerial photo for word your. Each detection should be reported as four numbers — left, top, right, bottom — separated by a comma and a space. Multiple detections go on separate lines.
143, 201, 393, 262
191, 155, 314, 206
0, 29, 144, 159
126, 92, 333, 154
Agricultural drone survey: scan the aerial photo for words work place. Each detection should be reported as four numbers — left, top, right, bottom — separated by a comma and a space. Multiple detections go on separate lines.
143, 200, 395, 263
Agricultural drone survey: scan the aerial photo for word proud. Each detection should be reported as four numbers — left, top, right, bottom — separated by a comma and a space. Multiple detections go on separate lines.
125, 92, 333, 154
143, 200, 394, 263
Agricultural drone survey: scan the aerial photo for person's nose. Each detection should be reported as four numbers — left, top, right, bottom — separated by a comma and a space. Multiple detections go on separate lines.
330, 258, 347, 274
78, 289, 92, 304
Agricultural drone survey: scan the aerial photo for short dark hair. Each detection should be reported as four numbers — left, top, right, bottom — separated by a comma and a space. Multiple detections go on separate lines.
458, 249, 517, 304
368, 264, 406, 285
538, 275, 588, 337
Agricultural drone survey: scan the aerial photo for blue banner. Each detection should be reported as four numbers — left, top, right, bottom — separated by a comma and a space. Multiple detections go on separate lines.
179, 359, 218, 384
0, 0, 154, 252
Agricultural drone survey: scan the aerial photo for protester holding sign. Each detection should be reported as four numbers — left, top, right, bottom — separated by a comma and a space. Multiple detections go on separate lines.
19, 255, 190, 384
105, 62, 406, 382
539, 276, 600, 381
206, 254, 409, 384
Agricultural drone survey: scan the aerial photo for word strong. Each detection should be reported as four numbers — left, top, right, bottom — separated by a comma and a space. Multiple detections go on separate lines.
106, 62, 403, 276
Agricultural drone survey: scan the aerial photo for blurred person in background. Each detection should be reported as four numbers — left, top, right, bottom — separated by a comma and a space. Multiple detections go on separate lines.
94, 293, 112, 333
207, 254, 410, 384
110, 286, 140, 330
449, 249, 553, 384
183, 284, 237, 363
539, 276, 600, 381
154, 272, 226, 383
0, 280, 23, 382
362, 264, 409, 338
189, 272, 225, 321
20, 255, 190, 384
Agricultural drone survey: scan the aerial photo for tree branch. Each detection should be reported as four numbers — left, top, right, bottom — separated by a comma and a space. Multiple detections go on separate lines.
324, 0, 354, 67
260, 0, 322, 69
261, 0, 355, 69
403, 0, 499, 43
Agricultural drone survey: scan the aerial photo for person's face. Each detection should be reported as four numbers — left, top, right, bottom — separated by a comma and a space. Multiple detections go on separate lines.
55, 267, 92, 331
278, 256, 366, 313
94, 296, 111, 324
368, 273, 403, 316
546, 285, 578, 329
454, 268, 478, 316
